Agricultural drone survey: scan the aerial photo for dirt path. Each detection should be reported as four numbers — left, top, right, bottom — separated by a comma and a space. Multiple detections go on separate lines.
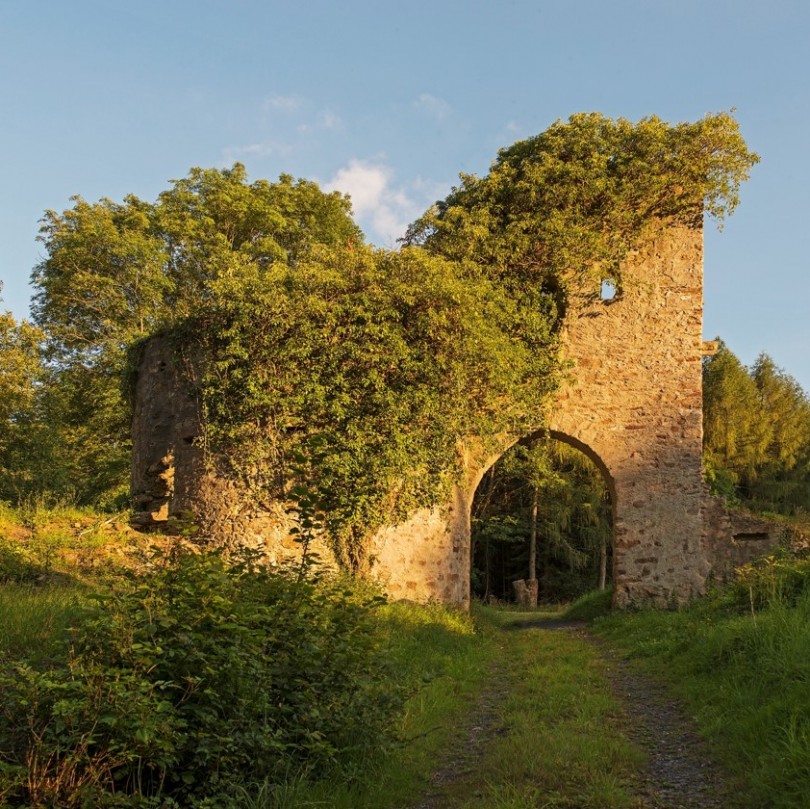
411, 618, 736, 809
594, 638, 735, 809
410, 661, 510, 809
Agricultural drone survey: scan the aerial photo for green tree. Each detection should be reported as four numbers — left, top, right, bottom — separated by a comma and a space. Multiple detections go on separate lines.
0, 303, 46, 500
703, 342, 770, 493
406, 112, 758, 299
703, 344, 810, 515
471, 440, 612, 603
748, 354, 810, 513
29, 165, 361, 506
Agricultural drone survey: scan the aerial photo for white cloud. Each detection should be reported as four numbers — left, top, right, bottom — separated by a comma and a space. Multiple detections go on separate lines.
297, 109, 343, 134
327, 161, 390, 215
413, 93, 453, 121
325, 159, 450, 247
263, 94, 302, 112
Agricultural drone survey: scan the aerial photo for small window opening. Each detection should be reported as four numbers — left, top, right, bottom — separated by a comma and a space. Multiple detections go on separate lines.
600, 280, 617, 301
733, 532, 770, 542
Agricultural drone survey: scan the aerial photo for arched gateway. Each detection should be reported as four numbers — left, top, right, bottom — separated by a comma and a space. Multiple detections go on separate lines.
131, 221, 778, 608
365, 223, 708, 608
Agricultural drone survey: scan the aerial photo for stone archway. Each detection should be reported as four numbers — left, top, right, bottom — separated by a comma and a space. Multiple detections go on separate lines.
365, 221, 711, 608
131, 219, 782, 608
469, 428, 615, 605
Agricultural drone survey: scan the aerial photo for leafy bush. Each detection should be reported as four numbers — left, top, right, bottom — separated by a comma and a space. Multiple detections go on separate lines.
0, 547, 401, 808
0, 536, 41, 582
731, 553, 810, 611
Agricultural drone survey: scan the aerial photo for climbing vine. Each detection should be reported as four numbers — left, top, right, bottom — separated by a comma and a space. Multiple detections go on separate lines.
405, 111, 758, 298
191, 245, 558, 565
117, 112, 756, 565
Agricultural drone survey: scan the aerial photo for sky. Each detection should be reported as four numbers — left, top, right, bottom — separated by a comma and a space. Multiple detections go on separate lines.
1, 0, 809, 390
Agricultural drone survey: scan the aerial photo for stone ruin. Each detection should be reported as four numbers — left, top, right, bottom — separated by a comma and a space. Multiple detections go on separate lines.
131, 220, 783, 608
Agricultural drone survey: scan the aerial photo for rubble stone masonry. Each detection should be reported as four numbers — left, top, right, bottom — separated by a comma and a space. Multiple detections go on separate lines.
131, 221, 780, 608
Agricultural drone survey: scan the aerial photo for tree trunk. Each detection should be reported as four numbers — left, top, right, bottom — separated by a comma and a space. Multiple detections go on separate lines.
598, 531, 607, 591
529, 488, 538, 583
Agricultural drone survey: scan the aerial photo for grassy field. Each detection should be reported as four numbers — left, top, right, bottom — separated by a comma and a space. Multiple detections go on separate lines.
2, 505, 809, 808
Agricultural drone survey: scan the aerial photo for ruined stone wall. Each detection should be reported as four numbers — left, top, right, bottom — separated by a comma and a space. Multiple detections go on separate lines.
365, 479, 478, 607
131, 221, 776, 608
701, 494, 784, 582
130, 338, 334, 568
348, 222, 712, 608
546, 223, 708, 606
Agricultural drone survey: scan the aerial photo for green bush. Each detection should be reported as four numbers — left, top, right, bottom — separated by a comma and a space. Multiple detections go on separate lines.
0, 547, 401, 808
0, 536, 41, 582
731, 553, 810, 611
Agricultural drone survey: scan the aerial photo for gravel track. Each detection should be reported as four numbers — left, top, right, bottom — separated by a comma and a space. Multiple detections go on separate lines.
411, 618, 737, 809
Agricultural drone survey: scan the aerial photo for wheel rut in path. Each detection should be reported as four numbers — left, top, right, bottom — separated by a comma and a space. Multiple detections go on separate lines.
528, 618, 737, 809
409, 658, 509, 809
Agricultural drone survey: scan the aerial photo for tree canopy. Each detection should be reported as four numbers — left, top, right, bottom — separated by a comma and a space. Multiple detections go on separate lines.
4, 111, 761, 559
406, 111, 758, 298
703, 343, 810, 515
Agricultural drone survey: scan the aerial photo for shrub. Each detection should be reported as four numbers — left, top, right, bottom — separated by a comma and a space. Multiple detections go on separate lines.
731, 553, 810, 611
0, 547, 401, 807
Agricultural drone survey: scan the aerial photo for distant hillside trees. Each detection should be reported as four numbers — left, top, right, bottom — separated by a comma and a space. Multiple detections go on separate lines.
703, 342, 810, 515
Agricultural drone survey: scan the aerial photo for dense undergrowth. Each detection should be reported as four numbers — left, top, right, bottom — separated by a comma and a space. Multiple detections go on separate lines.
0, 504, 490, 808
593, 552, 810, 809
4, 503, 810, 808
0, 549, 403, 807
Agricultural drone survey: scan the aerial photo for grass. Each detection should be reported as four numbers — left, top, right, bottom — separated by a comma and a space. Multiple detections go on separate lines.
281, 602, 497, 808
289, 605, 646, 809
0, 523, 647, 809
593, 588, 810, 809
563, 586, 614, 621
231, 605, 647, 809
435, 608, 643, 809
8, 506, 808, 808
0, 500, 148, 584
0, 583, 86, 665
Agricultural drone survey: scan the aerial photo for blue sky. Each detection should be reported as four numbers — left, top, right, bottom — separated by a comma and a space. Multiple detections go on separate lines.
1, 0, 809, 389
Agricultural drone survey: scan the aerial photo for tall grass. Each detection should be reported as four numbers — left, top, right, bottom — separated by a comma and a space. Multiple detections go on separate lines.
594, 566, 810, 809
266, 606, 646, 809
0, 583, 85, 664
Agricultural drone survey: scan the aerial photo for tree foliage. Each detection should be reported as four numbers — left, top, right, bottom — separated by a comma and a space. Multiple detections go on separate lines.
406, 111, 758, 296
25, 167, 360, 507
703, 343, 810, 514
15, 112, 759, 557
0, 304, 48, 500
193, 244, 558, 565
471, 439, 612, 602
